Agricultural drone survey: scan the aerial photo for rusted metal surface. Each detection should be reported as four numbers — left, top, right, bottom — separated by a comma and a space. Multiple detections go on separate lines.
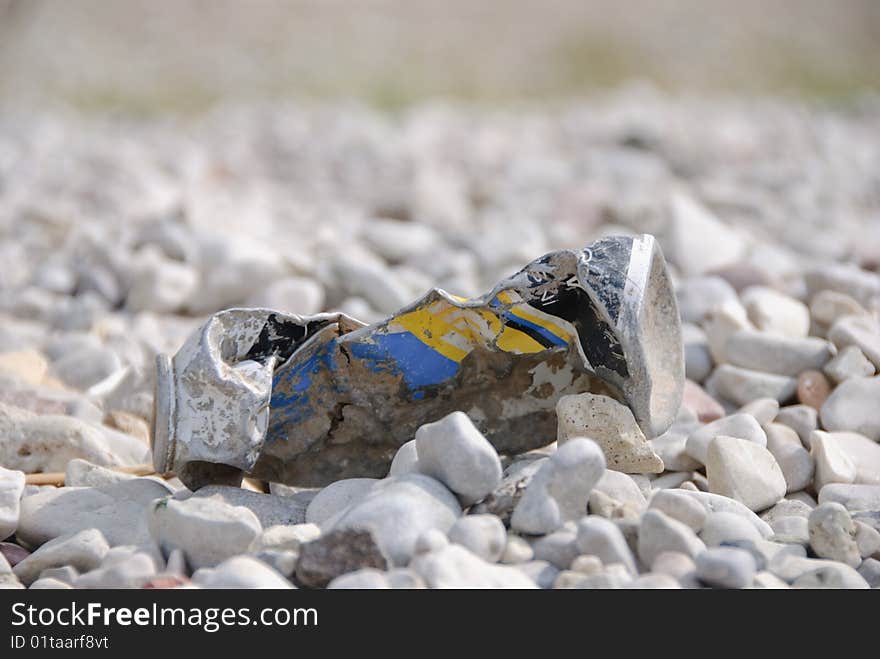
154, 234, 683, 489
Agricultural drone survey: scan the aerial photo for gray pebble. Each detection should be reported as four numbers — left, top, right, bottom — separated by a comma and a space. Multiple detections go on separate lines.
765, 423, 814, 493
823, 346, 875, 384
695, 547, 757, 588
575, 516, 638, 576
511, 438, 605, 535
190, 486, 309, 528
588, 470, 647, 520
676, 277, 738, 324
75, 550, 158, 589
447, 514, 507, 563
411, 544, 537, 588
148, 495, 262, 570
39, 565, 79, 585
827, 314, 880, 369
760, 499, 813, 524
305, 478, 378, 526
672, 489, 773, 538
808, 502, 861, 567
29, 577, 73, 589
774, 404, 818, 445
706, 435, 787, 512
818, 483, 880, 511
769, 516, 810, 546
499, 534, 534, 564
683, 323, 714, 382
250, 549, 297, 578
64, 459, 136, 488
651, 551, 698, 587
856, 558, 880, 588
810, 290, 868, 328
385, 568, 426, 589
737, 397, 779, 426
700, 511, 763, 547
414, 528, 449, 555
51, 345, 121, 391
513, 560, 559, 589
192, 556, 294, 589
792, 565, 869, 589
637, 510, 706, 567
685, 413, 767, 465
649, 489, 708, 532
707, 364, 797, 407
804, 265, 880, 310
388, 440, 420, 476
14, 529, 109, 585
0, 466, 24, 541
623, 573, 682, 589
741, 286, 809, 338
811, 431, 857, 491
855, 521, 880, 558
296, 528, 389, 588
0, 414, 148, 474
651, 425, 702, 473
327, 568, 390, 589
330, 473, 460, 566
530, 527, 579, 569
751, 571, 791, 588
256, 523, 321, 552
18, 479, 173, 548
725, 330, 833, 376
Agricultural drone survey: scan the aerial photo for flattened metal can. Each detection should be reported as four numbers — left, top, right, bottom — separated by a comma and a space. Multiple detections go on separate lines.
154, 234, 683, 488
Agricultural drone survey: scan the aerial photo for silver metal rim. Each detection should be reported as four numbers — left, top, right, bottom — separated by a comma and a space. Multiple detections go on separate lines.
152, 353, 176, 474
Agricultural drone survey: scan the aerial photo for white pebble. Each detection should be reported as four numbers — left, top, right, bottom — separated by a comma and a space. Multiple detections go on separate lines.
0, 466, 25, 541
192, 556, 293, 589
637, 510, 706, 567
819, 376, 880, 441
148, 496, 262, 570
823, 346, 875, 383
13, 529, 109, 586
741, 286, 810, 338
416, 411, 502, 505
808, 502, 861, 567
556, 393, 663, 473
810, 430, 857, 492
575, 516, 638, 576
706, 435, 786, 512
306, 478, 378, 526
447, 514, 507, 563
685, 413, 767, 465
764, 423, 814, 493
648, 489, 708, 532
511, 438, 606, 535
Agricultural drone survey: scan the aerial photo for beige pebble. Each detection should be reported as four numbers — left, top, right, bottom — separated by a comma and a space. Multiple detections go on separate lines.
796, 370, 831, 410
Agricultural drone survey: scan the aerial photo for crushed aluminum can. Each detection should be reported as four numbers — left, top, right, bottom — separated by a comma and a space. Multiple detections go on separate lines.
153, 234, 684, 489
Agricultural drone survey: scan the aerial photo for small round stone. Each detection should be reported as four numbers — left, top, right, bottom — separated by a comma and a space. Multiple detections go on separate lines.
808, 502, 861, 568
447, 514, 507, 563
796, 370, 832, 410
695, 547, 757, 588
820, 376, 880, 441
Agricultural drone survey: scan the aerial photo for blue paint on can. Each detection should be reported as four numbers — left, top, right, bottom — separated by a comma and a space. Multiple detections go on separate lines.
348, 332, 460, 389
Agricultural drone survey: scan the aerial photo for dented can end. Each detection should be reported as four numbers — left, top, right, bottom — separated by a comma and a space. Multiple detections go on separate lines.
152, 352, 175, 474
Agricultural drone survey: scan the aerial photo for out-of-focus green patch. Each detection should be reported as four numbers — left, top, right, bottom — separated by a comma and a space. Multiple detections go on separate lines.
552, 35, 660, 92
62, 85, 223, 117
759, 49, 880, 100
18, 38, 880, 116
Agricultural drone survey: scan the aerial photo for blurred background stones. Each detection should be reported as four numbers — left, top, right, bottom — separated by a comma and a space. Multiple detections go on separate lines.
1, 0, 879, 109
